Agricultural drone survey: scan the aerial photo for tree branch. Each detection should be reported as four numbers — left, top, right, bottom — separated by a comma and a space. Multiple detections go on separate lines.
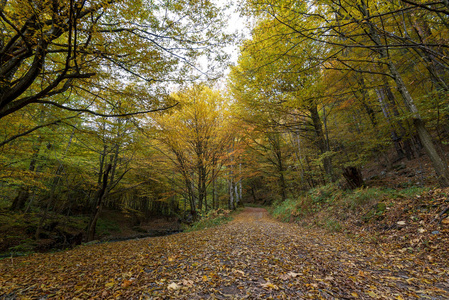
0, 115, 79, 148
33, 100, 179, 117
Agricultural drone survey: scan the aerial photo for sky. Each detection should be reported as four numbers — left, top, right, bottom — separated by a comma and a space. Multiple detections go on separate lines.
222, 1, 249, 64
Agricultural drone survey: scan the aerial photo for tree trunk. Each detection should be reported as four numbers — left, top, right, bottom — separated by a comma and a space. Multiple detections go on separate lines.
342, 166, 364, 189
87, 163, 112, 242
10, 136, 43, 211
239, 163, 243, 205
309, 104, 334, 182
376, 84, 413, 160
358, 2, 449, 187
388, 61, 449, 187
229, 177, 235, 210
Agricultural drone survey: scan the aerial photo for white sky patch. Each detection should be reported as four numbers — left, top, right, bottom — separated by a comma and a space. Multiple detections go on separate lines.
197, 0, 250, 77
222, 1, 250, 65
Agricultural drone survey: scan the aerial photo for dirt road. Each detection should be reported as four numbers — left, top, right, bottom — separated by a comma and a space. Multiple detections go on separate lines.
1, 207, 448, 299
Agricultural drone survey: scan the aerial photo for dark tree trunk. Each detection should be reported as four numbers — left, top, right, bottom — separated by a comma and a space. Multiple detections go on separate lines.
342, 167, 364, 189
10, 190, 30, 212
10, 136, 43, 211
309, 104, 334, 182
87, 163, 112, 242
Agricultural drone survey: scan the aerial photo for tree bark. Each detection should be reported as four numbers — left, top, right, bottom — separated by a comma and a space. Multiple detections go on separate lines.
87, 163, 112, 242
388, 61, 449, 186
342, 166, 364, 189
10, 136, 43, 211
309, 104, 334, 182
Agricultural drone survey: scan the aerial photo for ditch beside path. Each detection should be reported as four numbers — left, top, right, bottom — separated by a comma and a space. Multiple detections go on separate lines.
1, 207, 448, 299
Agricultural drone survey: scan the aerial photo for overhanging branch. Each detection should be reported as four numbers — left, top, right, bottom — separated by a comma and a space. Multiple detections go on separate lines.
34, 100, 179, 117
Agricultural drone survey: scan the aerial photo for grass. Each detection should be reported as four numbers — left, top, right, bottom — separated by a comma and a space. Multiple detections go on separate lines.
271, 198, 302, 222
185, 208, 238, 232
323, 218, 342, 232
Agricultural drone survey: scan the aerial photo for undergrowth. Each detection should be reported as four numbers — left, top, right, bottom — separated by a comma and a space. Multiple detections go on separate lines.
96, 218, 121, 237
271, 183, 428, 232
185, 208, 238, 232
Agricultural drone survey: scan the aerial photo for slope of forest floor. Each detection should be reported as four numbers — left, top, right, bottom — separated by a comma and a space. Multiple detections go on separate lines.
271, 185, 449, 266
269, 146, 449, 267
0, 209, 180, 256
1, 207, 449, 299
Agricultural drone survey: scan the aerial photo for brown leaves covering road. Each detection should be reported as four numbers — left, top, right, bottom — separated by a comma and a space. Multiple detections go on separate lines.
1, 207, 448, 299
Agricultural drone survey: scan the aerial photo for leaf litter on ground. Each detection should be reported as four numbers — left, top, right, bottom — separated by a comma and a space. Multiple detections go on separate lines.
1, 207, 448, 299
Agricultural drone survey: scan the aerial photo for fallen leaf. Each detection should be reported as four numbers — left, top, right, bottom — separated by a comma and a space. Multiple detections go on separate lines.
121, 280, 133, 288
181, 279, 194, 286
167, 282, 180, 290
367, 291, 378, 298
287, 271, 301, 278
261, 282, 279, 290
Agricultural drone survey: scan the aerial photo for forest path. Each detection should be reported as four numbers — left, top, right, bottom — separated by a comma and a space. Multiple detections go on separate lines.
1, 207, 448, 299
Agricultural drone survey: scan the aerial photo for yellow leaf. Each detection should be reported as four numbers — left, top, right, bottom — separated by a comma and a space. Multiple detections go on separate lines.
367, 291, 378, 298
261, 282, 279, 290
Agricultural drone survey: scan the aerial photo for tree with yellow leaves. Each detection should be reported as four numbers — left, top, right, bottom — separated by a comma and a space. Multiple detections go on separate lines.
155, 85, 235, 218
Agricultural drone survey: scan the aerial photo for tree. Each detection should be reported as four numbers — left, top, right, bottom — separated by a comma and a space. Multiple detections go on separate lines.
155, 85, 235, 217
229, 14, 338, 186
0, 0, 232, 121
241, 0, 449, 186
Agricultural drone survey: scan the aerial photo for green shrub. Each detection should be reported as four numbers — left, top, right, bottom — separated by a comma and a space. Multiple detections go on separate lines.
8, 238, 36, 254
